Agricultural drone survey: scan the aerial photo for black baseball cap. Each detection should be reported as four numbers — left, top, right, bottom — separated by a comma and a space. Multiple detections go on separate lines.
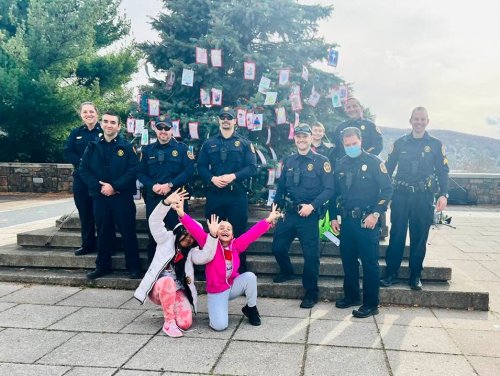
219, 107, 236, 118
294, 123, 312, 135
155, 121, 172, 130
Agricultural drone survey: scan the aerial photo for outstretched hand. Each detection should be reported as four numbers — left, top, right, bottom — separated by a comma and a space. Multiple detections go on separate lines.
207, 214, 220, 237
164, 188, 189, 217
266, 203, 282, 224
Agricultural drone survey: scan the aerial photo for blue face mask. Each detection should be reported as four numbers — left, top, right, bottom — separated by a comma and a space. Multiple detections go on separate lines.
344, 144, 362, 158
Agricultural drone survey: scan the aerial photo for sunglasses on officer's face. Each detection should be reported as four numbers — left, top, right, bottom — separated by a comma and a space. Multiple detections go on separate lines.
219, 115, 233, 121
156, 125, 171, 131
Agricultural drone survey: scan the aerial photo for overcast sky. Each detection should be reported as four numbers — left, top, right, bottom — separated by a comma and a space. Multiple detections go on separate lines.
120, 0, 500, 139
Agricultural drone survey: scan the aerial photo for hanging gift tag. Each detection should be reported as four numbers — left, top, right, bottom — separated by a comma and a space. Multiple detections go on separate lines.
195, 47, 208, 64
200, 88, 211, 105
258, 76, 271, 93
276, 161, 283, 179
275, 107, 287, 124
172, 120, 181, 138
181, 68, 194, 86
126, 118, 135, 134
288, 123, 295, 140
141, 128, 149, 146
278, 68, 290, 85
294, 112, 300, 127
244, 61, 256, 80
211, 88, 223, 106
327, 48, 339, 67
252, 113, 263, 131
210, 49, 222, 67
266, 189, 276, 206
237, 109, 247, 127
134, 119, 145, 136
302, 65, 309, 81
148, 99, 160, 116
266, 168, 276, 186
246, 111, 254, 129
264, 91, 277, 105
188, 122, 199, 139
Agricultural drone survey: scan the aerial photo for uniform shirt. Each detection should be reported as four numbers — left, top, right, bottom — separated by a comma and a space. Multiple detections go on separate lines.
79, 135, 139, 197
138, 139, 195, 193
386, 132, 449, 196
275, 150, 334, 211
331, 119, 383, 160
63, 124, 102, 176
329, 151, 393, 217
197, 132, 257, 184
311, 142, 333, 161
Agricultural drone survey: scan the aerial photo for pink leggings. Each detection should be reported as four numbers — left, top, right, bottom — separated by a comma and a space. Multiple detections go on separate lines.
148, 276, 193, 330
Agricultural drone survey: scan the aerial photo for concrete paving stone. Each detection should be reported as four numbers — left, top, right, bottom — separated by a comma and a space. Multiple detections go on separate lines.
433, 308, 500, 331
57, 288, 134, 308
308, 319, 382, 348
0, 303, 79, 329
304, 346, 388, 376
125, 337, 227, 373
64, 366, 116, 376
214, 341, 304, 376
449, 260, 500, 281
467, 355, 500, 376
375, 306, 442, 327
120, 296, 160, 310
253, 297, 311, 318
0, 362, 70, 376
233, 316, 308, 343
182, 313, 240, 340
0, 282, 24, 297
447, 328, 500, 357
0, 284, 81, 305
49, 307, 142, 333
115, 371, 161, 376
38, 332, 151, 368
0, 301, 16, 312
387, 350, 476, 376
380, 325, 461, 354
0, 328, 74, 363
311, 301, 359, 321
119, 310, 163, 335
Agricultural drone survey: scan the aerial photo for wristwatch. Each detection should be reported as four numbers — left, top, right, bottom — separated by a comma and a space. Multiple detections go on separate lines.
441, 193, 449, 199
372, 212, 380, 219
167, 182, 174, 188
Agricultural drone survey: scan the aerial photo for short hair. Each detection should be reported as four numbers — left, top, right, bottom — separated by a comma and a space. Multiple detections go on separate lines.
311, 121, 325, 131
341, 126, 361, 140
345, 97, 361, 107
410, 106, 428, 118
102, 110, 121, 124
79, 102, 98, 113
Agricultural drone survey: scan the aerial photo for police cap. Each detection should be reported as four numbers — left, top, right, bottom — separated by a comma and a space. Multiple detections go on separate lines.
294, 123, 312, 135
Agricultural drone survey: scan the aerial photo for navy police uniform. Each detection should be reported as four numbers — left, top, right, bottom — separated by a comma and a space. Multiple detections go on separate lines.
331, 119, 383, 161
197, 120, 257, 272
329, 151, 393, 310
79, 134, 141, 275
138, 137, 195, 261
383, 132, 449, 284
64, 123, 102, 254
272, 146, 334, 304
312, 141, 333, 160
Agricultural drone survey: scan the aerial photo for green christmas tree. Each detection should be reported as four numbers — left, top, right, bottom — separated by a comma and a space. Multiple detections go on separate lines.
135, 0, 353, 202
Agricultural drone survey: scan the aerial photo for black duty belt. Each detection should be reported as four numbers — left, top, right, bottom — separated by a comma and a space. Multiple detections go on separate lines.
394, 181, 427, 193
343, 207, 369, 219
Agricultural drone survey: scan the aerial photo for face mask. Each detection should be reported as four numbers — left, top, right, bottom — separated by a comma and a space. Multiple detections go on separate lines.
344, 144, 362, 158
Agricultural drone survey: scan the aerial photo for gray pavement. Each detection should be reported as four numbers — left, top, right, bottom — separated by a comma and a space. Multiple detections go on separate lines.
0, 194, 499, 375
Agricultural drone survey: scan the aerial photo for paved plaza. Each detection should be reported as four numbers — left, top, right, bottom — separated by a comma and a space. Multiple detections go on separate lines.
0, 194, 499, 375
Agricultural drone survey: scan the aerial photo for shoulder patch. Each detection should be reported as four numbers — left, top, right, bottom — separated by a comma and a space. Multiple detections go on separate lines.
324, 161, 332, 173
380, 162, 387, 174
250, 143, 256, 153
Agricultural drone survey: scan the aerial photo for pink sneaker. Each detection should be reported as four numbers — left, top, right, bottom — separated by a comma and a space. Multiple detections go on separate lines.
163, 321, 183, 338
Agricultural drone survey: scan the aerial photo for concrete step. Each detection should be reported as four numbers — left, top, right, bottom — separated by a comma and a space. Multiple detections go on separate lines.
0, 245, 451, 281
0, 267, 487, 311
17, 227, 409, 258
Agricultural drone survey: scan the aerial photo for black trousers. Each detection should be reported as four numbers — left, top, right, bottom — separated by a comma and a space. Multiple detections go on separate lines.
93, 194, 140, 273
205, 189, 249, 272
72, 175, 96, 251
339, 217, 380, 307
385, 190, 434, 278
272, 211, 320, 300
144, 193, 185, 262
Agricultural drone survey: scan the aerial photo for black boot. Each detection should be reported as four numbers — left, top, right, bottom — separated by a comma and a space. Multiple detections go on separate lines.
409, 276, 423, 290
380, 274, 399, 287
242, 305, 261, 326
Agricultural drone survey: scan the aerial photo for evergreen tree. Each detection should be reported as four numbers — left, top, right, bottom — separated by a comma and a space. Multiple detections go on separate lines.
137, 0, 352, 201
0, 0, 139, 162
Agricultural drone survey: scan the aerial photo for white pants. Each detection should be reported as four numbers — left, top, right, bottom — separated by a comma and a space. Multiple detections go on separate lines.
207, 272, 257, 331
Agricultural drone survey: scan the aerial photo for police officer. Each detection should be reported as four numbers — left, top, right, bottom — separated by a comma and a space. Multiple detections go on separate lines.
197, 106, 257, 273
79, 110, 141, 280
331, 97, 383, 160
380, 107, 449, 290
138, 120, 195, 262
64, 102, 102, 256
272, 124, 334, 309
330, 127, 393, 318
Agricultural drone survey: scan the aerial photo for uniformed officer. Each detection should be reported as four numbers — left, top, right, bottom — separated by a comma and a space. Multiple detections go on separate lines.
138, 120, 195, 262
331, 97, 383, 161
64, 102, 102, 256
197, 106, 257, 273
272, 123, 334, 309
330, 127, 393, 318
311, 121, 333, 159
380, 107, 449, 290
79, 110, 141, 280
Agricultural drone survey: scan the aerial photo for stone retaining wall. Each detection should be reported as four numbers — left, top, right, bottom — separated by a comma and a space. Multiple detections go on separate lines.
1, 163, 499, 204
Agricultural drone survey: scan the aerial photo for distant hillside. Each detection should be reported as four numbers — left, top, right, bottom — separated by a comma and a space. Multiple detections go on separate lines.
378, 128, 500, 173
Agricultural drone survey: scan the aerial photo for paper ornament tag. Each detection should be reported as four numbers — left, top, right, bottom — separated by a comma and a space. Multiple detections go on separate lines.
172, 120, 181, 138
134, 119, 145, 136
267, 168, 276, 186
252, 114, 263, 131
210, 49, 222, 67
195, 47, 208, 64
148, 99, 160, 116
181, 68, 194, 86
237, 109, 247, 127
266, 189, 276, 206
258, 76, 271, 93
126, 118, 135, 134
141, 128, 149, 146
188, 122, 199, 139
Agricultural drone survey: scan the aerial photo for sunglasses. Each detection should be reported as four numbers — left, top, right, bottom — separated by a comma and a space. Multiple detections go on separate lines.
219, 115, 234, 121
156, 125, 171, 131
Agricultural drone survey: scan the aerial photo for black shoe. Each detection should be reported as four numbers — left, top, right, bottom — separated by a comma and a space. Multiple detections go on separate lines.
273, 273, 295, 283
409, 277, 423, 290
380, 275, 399, 287
242, 305, 261, 326
352, 305, 379, 318
335, 298, 362, 309
74, 247, 94, 256
86, 268, 111, 280
129, 270, 142, 279
300, 296, 318, 309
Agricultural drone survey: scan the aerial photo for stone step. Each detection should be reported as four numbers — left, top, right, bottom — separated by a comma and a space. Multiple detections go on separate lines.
0, 267, 487, 311
0, 245, 451, 281
17, 227, 410, 258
